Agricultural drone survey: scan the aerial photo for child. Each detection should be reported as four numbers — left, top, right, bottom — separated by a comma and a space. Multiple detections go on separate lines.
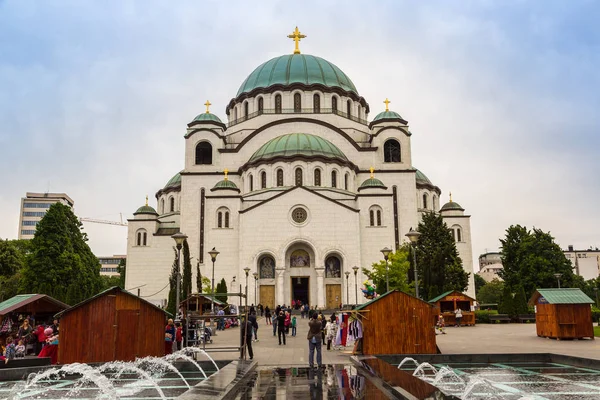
175, 322, 183, 351
436, 314, 446, 335
4, 336, 16, 363
15, 339, 25, 358
291, 316, 297, 337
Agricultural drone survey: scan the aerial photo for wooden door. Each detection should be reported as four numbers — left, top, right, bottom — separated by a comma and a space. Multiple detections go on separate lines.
326, 284, 341, 309
260, 285, 275, 308
115, 309, 139, 361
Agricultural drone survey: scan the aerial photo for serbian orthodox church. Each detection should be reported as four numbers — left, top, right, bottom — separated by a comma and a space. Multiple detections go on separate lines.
125, 28, 475, 308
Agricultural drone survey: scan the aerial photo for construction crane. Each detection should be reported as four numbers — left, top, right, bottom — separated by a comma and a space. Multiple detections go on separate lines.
80, 213, 127, 227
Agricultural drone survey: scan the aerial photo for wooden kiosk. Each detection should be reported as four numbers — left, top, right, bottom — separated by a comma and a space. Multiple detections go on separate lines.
529, 288, 594, 340
57, 287, 170, 364
355, 290, 437, 355
429, 290, 476, 326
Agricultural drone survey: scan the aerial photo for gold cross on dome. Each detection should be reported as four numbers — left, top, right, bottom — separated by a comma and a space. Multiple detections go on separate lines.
449, 192, 453, 202
145, 195, 148, 206
287, 26, 306, 54
204, 100, 212, 114
370, 167, 374, 178
383, 98, 391, 112
224, 168, 229, 181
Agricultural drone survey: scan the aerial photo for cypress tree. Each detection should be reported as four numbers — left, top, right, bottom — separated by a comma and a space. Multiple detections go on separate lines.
182, 240, 192, 299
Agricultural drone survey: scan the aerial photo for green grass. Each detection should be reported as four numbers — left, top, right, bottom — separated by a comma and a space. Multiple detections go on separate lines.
594, 326, 600, 337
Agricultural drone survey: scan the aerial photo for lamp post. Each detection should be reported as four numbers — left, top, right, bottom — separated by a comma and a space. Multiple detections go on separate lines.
380, 247, 392, 293
171, 232, 188, 321
554, 273, 562, 288
243, 267, 250, 312
208, 248, 220, 314
230, 276, 236, 311
406, 227, 421, 299
344, 271, 350, 307
253, 272, 258, 306
353, 266, 359, 305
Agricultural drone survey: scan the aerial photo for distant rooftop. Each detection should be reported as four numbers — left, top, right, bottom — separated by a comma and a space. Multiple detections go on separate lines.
24, 192, 74, 207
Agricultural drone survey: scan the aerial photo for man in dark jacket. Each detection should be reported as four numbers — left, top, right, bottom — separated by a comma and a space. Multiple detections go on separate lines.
277, 311, 286, 345
307, 313, 323, 368
240, 316, 258, 360
248, 311, 259, 342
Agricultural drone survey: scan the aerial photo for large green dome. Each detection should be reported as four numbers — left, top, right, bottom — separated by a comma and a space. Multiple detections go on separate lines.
248, 133, 348, 164
237, 54, 358, 97
164, 172, 182, 190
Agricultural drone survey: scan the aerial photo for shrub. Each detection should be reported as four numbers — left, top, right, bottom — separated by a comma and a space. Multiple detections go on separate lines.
592, 306, 600, 323
475, 309, 498, 323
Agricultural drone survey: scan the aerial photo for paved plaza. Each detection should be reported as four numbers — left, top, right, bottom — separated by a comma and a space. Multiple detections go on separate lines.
201, 318, 600, 366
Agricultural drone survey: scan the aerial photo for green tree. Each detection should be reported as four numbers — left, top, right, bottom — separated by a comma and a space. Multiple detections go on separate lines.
0, 239, 26, 276
513, 285, 529, 315
182, 240, 192, 299
215, 278, 228, 304
499, 225, 577, 297
21, 203, 101, 304
476, 279, 504, 305
474, 274, 487, 295
166, 248, 179, 316
444, 261, 470, 293
117, 258, 126, 288
362, 245, 411, 296
99, 275, 122, 291
498, 285, 515, 316
196, 260, 202, 293
416, 212, 466, 300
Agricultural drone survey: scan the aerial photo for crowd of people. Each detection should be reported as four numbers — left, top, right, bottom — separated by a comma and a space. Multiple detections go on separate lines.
0, 315, 60, 364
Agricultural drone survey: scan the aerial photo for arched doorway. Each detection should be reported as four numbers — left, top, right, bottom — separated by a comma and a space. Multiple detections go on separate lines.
325, 254, 343, 309
284, 242, 316, 307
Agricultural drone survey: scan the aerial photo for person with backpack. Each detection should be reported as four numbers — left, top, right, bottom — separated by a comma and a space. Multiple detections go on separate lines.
307, 314, 323, 369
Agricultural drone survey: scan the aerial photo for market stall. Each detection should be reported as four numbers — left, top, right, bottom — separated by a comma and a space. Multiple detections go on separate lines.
429, 290, 476, 326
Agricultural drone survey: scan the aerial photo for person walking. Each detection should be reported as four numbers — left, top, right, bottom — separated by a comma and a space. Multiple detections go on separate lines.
175, 322, 183, 351
265, 306, 271, 324
307, 313, 323, 368
277, 311, 286, 345
164, 319, 175, 355
325, 318, 337, 350
291, 315, 297, 337
240, 316, 257, 360
319, 314, 326, 343
271, 312, 277, 336
454, 308, 463, 327
249, 311, 259, 342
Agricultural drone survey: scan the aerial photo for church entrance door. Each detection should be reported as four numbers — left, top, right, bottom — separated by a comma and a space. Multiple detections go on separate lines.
260, 285, 275, 309
291, 277, 309, 306
326, 284, 341, 309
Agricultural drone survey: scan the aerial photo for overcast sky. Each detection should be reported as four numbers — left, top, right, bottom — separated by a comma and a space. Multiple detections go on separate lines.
1, 1, 598, 270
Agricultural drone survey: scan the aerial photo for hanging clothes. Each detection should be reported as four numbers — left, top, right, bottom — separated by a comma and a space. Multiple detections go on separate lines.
340, 313, 349, 347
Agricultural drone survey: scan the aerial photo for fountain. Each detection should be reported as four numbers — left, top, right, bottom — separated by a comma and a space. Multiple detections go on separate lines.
461, 377, 503, 399
137, 356, 191, 389
412, 362, 438, 379
432, 366, 464, 386
165, 352, 208, 379
98, 361, 167, 399
397, 357, 420, 369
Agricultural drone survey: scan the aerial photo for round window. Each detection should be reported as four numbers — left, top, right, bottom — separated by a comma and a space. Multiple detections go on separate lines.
291, 207, 308, 224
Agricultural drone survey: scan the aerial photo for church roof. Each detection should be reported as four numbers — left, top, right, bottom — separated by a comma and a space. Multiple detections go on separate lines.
440, 201, 464, 212
236, 54, 358, 97
192, 112, 223, 124
372, 110, 404, 123
358, 178, 387, 191
134, 204, 158, 216
164, 172, 182, 190
212, 179, 239, 192
415, 169, 432, 185
248, 133, 348, 164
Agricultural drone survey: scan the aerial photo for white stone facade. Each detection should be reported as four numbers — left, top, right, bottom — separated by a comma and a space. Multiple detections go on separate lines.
125, 51, 476, 306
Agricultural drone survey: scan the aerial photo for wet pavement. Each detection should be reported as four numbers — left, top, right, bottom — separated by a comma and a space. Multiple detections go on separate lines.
233, 364, 393, 399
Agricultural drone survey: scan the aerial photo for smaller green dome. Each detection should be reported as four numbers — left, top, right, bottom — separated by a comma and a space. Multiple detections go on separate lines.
212, 179, 239, 192
134, 205, 158, 215
164, 172, 182, 190
440, 201, 464, 211
415, 169, 432, 185
192, 112, 223, 124
358, 177, 386, 191
372, 110, 403, 122
248, 133, 348, 164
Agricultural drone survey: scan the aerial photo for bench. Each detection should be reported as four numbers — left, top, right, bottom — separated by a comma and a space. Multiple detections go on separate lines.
518, 314, 536, 323
489, 314, 511, 323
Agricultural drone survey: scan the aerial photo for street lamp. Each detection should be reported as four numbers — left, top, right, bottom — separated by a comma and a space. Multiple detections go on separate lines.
353, 266, 359, 305
406, 227, 421, 298
344, 271, 350, 307
243, 267, 250, 311
380, 247, 392, 293
553, 273, 562, 288
171, 232, 188, 321
253, 272, 258, 306
208, 248, 220, 314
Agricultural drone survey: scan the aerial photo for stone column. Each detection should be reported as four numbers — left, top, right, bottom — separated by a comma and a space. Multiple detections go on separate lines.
315, 266, 325, 309
276, 268, 286, 306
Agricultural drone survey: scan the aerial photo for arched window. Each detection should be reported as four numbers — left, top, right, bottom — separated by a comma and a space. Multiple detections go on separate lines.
217, 207, 230, 228
258, 97, 264, 114
244, 102, 249, 120
347, 100, 352, 117
331, 170, 337, 188
457, 228, 462, 242
295, 168, 303, 186
356, 106, 361, 120
276, 169, 284, 187
433, 195, 438, 211
369, 206, 383, 227
332, 96, 338, 112
344, 173, 349, 190
275, 94, 282, 114
259, 255, 276, 279
161, 199, 165, 214
314, 169, 321, 186
234, 108, 237, 121
376, 210, 382, 226
325, 255, 342, 278
423, 193, 428, 209
313, 94, 320, 113
249, 174, 253, 191
225, 211, 230, 228
136, 229, 148, 246
169, 197, 175, 212
290, 249, 310, 267
294, 93, 301, 112
195, 142, 213, 165
369, 210, 374, 226
137, 232, 141, 246
217, 212, 222, 228
383, 139, 401, 162
261, 171, 267, 189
